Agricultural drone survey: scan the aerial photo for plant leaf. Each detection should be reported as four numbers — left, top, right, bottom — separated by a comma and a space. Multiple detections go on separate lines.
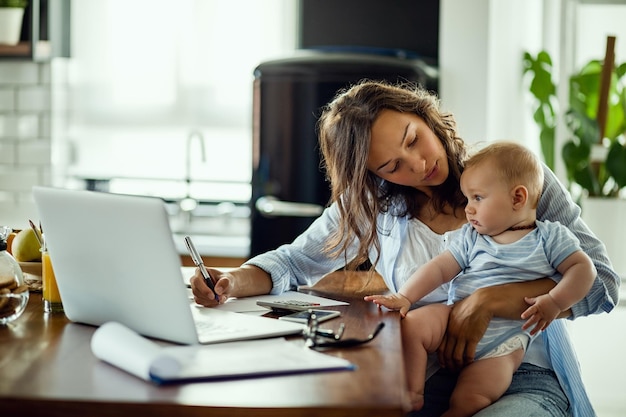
540, 127, 555, 169
606, 141, 626, 189
566, 108, 600, 147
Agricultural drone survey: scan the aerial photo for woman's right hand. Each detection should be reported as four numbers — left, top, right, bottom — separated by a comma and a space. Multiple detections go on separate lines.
190, 267, 234, 307
190, 264, 274, 307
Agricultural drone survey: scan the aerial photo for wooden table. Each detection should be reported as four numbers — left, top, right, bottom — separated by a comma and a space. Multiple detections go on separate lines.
0, 272, 410, 417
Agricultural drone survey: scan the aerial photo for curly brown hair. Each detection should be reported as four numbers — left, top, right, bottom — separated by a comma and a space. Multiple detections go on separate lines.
317, 79, 468, 269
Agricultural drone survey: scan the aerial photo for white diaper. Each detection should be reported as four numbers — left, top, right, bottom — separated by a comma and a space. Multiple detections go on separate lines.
481, 334, 530, 360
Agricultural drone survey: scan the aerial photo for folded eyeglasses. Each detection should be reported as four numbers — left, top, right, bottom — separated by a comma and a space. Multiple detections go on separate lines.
302, 309, 385, 349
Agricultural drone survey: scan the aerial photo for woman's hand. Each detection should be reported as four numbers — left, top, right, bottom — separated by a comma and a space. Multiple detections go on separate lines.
190, 267, 234, 307
437, 290, 492, 370
190, 264, 273, 307
364, 293, 412, 317
438, 278, 559, 370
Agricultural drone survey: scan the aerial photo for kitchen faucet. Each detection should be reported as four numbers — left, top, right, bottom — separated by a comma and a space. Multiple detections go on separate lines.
180, 130, 207, 216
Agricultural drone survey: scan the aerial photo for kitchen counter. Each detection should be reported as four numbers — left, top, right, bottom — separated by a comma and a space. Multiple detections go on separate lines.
172, 233, 249, 259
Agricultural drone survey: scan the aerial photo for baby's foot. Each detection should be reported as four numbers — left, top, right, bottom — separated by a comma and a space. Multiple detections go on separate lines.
409, 391, 424, 411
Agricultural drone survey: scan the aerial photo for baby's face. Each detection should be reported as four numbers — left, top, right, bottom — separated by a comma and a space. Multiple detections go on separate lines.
460, 163, 515, 236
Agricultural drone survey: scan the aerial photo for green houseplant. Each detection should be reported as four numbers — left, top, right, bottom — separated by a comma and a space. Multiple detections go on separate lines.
0, 0, 28, 7
523, 49, 626, 199
524, 45, 626, 276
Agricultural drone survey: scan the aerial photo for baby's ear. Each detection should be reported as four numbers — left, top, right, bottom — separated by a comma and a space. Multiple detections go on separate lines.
512, 185, 528, 208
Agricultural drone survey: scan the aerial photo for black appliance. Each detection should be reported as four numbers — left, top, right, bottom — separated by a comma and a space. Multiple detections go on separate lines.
299, 0, 440, 61
250, 50, 438, 257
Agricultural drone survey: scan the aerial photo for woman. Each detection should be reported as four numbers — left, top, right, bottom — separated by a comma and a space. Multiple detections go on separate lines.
191, 80, 620, 417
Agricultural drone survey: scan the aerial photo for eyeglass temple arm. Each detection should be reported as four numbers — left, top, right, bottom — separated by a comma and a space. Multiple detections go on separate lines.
315, 323, 346, 340
368, 322, 385, 339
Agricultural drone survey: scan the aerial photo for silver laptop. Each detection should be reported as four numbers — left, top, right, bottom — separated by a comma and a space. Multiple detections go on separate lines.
32, 186, 303, 345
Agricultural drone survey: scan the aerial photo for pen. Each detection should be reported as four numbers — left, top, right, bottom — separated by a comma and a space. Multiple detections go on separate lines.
184, 236, 219, 301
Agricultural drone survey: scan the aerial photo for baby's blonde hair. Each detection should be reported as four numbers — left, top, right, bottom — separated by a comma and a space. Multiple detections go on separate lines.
465, 141, 544, 208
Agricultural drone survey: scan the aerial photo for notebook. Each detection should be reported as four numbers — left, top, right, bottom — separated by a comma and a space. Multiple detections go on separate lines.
32, 186, 304, 345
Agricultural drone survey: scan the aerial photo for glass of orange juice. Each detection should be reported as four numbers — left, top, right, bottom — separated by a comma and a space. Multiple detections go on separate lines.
41, 249, 63, 313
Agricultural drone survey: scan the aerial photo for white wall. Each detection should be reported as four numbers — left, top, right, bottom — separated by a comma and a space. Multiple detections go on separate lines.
439, 0, 544, 155
0, 61, 69, 228
438, 0, 490, 145
440, 0, 626, 184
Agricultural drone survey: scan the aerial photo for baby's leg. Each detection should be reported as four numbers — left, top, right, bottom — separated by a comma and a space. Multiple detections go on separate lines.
401, 303, 450, 411
442, 348, 525, 417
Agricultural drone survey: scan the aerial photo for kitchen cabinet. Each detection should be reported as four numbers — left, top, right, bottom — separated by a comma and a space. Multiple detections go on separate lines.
0, 0, 69, 61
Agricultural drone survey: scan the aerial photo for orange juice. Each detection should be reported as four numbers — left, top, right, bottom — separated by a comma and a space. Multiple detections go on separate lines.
42, 250, 63, 313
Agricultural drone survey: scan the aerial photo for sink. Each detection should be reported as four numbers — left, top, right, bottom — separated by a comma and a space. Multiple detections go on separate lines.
165, 201, 250, 258
167, 201, 249, 234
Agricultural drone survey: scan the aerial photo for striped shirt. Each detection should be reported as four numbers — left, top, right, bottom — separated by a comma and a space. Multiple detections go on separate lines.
447, 220, 581, 357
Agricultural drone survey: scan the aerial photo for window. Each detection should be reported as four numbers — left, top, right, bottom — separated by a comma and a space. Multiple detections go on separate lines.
63, 0, 298, 203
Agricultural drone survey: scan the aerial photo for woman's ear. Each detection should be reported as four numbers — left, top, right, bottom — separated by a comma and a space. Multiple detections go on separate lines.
511, 185, 528, 209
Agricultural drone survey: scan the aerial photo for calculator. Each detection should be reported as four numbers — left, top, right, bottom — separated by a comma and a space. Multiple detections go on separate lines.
256, 299, 322, 312
279, 309, 340, 323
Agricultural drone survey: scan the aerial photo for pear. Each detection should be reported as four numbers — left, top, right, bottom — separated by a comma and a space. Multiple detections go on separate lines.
11, 228, 42, 262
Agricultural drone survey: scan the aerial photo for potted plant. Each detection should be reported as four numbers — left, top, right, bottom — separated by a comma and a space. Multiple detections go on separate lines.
524, 49, 626, 199
523, 40, 626, 275
0, 0, 28, 46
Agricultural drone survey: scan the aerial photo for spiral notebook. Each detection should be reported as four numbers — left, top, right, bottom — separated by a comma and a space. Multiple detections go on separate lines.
32, 186, 304, 345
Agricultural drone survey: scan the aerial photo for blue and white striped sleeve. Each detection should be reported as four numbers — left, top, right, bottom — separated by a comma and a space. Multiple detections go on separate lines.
244, 202, 352, 295
537, 165, 619, 318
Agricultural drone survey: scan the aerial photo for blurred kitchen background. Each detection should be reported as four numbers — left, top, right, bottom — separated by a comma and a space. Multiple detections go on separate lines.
2, 0, 626, 261
0, 1, 625, 415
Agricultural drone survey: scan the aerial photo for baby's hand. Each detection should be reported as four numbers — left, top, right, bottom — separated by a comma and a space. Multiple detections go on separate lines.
364, 293, 412, 317
520, 294, 561, 335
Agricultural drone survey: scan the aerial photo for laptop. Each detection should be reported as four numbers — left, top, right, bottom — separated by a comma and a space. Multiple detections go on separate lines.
32, 186, 304, 345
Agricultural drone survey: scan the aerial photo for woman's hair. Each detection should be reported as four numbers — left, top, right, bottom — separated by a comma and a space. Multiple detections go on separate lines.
317, 79, 467, 269
465, 141, 544, 208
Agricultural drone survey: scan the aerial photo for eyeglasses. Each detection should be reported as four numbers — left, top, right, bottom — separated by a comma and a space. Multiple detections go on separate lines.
302, 310, 385, 349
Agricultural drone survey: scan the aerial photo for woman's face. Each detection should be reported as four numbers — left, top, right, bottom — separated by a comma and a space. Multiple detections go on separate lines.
367, 109, 449, 196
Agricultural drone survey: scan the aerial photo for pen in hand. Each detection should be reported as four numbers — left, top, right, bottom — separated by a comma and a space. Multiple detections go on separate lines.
184, 236, 219, 302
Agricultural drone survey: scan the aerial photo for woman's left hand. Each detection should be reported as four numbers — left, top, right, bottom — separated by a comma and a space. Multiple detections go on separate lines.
437, 289, 492, 370
439, 279, 559, 370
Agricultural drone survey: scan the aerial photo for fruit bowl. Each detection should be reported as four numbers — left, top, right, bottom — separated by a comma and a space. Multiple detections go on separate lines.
18, 261, 42, 292
18, 261, 42, 276
18, 262, 41, 277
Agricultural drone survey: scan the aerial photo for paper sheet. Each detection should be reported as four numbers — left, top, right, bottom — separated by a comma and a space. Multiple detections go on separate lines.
215, 291, 349, 313
181, 266, 349, 313
91, 321, 355, 384
91, 321, 163, 380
